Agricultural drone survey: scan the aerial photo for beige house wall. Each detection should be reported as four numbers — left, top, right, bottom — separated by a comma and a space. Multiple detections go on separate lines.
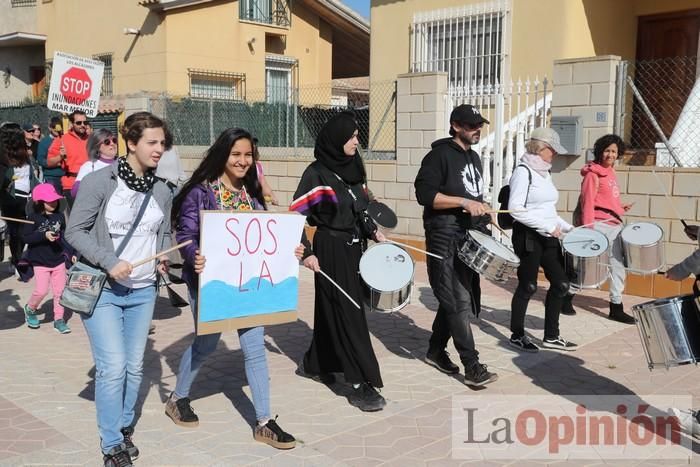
370, 0, 700, 84
38, 0, 168, 94
0, 0, 39, 34
0, 46, 44, 101
165, 1, 333, 97
37, 0, 333, 98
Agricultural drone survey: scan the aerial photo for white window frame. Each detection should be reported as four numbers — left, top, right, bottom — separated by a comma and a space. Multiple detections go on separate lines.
410, 0, 511, 90
265, 55, 296, 104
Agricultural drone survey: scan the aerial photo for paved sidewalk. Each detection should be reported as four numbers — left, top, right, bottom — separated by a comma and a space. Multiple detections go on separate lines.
1, 261, 699, 466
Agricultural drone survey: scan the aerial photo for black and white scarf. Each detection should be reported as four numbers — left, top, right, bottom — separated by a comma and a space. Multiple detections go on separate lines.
117, 156, 156, 192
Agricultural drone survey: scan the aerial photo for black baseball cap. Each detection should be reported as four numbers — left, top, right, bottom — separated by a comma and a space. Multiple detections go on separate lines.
450, 104, 489, 126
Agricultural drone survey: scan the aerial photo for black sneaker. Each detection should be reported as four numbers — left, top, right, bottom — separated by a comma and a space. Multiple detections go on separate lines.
463, 362, 498, 386
348, 383, 386, 412
542, 336, 578, 351
120, 427, 139, 460
509, 335, 539, 353
165, 393, 199, 427
103, 444, 132, 467
425, 349, 460, 374
254, 415, 296, 449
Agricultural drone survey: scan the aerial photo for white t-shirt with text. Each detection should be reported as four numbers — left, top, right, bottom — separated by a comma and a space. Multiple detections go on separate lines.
104, 178, 164, 288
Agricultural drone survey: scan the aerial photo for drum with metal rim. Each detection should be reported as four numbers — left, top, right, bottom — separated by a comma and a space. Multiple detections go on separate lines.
562, 227, 610, 289
457, 230, 520, 283
359, 243, 414, 313
632, 295, 700, 370
621, 222, 665, 274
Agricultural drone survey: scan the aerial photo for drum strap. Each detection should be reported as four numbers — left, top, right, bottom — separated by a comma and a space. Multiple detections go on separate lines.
331, 172, 365, 244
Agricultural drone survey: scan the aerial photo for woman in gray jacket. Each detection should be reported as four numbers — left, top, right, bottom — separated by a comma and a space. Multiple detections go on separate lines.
66, 112, 173, 467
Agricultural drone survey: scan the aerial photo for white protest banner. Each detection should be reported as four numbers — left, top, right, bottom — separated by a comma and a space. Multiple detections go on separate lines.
47, 51, 104, 117
197, 210, 306, 335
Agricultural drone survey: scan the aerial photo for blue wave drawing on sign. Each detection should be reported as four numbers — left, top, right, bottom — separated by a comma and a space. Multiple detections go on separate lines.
200, 276, 298, 322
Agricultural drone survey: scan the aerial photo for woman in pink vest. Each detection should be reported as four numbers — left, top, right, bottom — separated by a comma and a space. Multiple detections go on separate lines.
579, 134, 634, 324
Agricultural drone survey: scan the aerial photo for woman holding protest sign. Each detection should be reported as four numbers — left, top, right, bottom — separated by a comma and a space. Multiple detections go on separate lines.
165, 127, 301, 450
65, 112, 173, 467
291, 111, 387, 413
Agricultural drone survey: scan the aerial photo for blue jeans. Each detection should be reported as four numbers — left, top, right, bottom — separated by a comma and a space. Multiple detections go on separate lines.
174, 289, 271, 422
81, 283, 156, 453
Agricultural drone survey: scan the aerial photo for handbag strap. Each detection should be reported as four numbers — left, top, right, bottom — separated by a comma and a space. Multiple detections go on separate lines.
114, 190, 153, 257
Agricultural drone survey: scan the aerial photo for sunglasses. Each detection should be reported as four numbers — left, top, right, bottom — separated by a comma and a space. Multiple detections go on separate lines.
100, 137, 118, 146
73, 121, 88, 126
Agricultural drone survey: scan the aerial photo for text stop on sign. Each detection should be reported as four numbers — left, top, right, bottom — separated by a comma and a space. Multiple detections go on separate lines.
60, 67, 92, 105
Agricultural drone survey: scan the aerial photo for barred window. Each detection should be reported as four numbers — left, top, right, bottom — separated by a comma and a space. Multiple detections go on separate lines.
93, 54, 113, 96
410, 0, 510, 89
265, 55, 296, 104
188, 69, 246, 100
239, 0, 290, 27
11, 0, 37, 7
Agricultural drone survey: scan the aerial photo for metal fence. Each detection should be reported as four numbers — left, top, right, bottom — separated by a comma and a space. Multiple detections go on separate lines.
0, 100, 61, 131
617, 56, 700, 167
148, 80, 396, 160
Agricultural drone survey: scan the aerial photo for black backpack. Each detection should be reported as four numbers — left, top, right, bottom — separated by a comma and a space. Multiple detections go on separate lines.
496, 164, 532, 229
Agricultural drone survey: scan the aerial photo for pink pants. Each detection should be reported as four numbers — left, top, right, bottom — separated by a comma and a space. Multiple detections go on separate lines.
28, 263, 67, 320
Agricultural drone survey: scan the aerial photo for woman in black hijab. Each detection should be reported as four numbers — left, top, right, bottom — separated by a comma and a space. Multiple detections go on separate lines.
291, 111, 386, 412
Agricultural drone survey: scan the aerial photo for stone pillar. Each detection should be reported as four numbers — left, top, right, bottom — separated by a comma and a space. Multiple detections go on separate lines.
549, 55, 621, 221
388, 71, 449, 237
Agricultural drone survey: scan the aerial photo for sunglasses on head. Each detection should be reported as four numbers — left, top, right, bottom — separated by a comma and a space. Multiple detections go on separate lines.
73, 121, 88, 126
100, 137, 117, 146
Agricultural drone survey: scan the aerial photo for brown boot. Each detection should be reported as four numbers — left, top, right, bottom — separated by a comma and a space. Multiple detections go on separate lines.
608, 302, 635, 324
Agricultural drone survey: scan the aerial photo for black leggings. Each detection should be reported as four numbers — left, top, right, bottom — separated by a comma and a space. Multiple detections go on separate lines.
4, 196, 28, 265
510, 223, 568, 340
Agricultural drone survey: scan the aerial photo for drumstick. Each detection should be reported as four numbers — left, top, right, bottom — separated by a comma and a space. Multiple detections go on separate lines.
387, 240, 444, 260
131, 240, 193, 268
651, 170, 686, 223
490, 220, 510, 239
0, 215, 34, 225
318, 269, 361, 310
484, 209, 527, 214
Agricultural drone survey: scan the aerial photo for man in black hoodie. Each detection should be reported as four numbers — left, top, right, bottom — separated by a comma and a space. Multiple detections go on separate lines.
414, 104, 497, 387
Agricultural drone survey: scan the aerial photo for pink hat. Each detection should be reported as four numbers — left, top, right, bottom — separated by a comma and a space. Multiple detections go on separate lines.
32, 183, 63, 203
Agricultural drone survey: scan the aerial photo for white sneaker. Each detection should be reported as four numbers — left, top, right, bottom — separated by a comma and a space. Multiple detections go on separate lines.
668, 408, 700, 439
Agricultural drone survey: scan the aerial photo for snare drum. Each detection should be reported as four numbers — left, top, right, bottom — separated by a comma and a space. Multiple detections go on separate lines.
457, 230, 520, 283
632, 295, 700, 370
562, 227, 610, 289
621, 222, 665, 274
359, 243, 414, 312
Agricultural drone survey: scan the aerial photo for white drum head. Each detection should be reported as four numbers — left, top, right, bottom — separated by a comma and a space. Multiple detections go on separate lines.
621, 222, 663, 246
359, 243, 414, 292
563, 227, 609, 258
467, 230, 520, 263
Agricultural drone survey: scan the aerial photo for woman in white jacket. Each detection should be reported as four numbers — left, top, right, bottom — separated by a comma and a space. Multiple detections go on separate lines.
507, 127, 578, 353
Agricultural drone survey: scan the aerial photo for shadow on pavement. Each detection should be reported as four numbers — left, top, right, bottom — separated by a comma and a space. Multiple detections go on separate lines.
473, 308, 698, 455
161, 333, 258, 427
0, 288, 23, 330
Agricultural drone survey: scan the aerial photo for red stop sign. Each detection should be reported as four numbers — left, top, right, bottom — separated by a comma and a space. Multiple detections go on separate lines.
60, 67, 92, 105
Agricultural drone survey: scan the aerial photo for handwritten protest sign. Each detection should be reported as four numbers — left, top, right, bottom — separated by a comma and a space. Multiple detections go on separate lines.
197, 211, 306, 335
47, 51, 104, 117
